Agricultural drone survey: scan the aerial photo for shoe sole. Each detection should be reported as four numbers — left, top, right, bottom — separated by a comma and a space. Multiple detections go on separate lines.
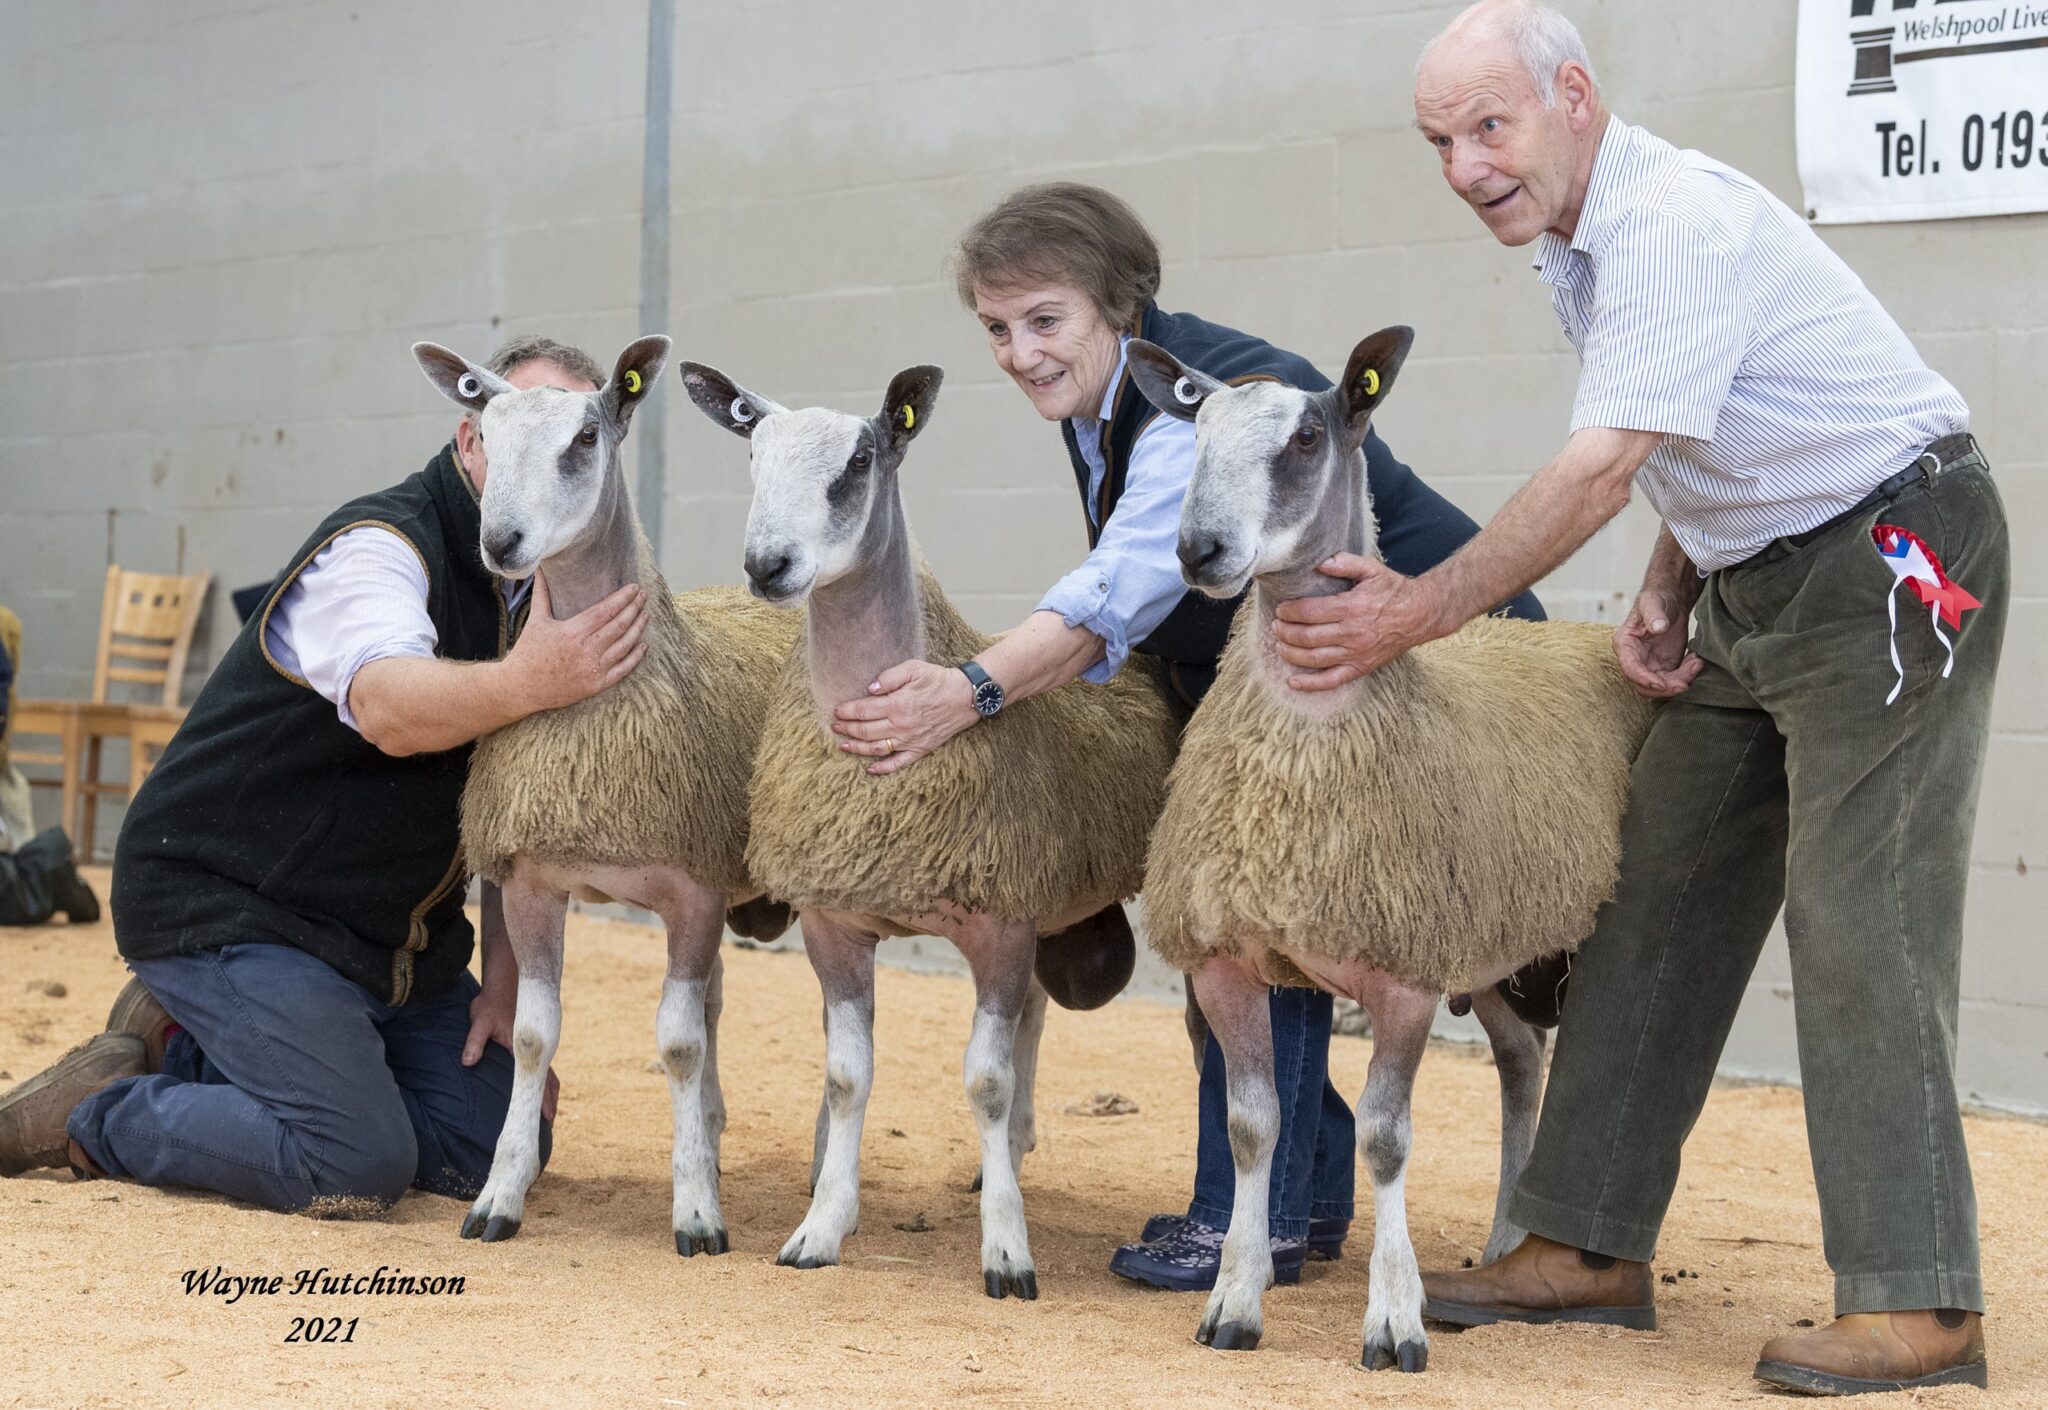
1424, 1297, 1656, 1331
1752, 1358, 1988, 1395
106, 983, 172, 1072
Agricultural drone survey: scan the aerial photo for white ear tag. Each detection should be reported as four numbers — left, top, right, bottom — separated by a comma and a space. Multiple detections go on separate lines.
1173, 376, 1202, 406
730, 397, 755, 425
457, 373, 482, 399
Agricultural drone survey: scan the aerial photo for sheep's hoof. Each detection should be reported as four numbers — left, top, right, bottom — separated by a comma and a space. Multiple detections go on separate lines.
777, 1249, 837, 1271
675, 1226, 729, 1257
1196, 1312, 1261, 1351
983, 1266, 1038, 1300
1362, 1334, 1428, 1373
480, 1214, 521, 1243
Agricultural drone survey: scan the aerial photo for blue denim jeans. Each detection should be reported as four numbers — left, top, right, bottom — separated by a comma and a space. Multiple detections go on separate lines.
1187, 988, 1353, 1241
67, 942, 542, 1213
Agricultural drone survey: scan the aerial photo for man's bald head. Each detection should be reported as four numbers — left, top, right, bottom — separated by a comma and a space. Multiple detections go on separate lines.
1414, 0, 1607, 246
1420, 0, 1597, 109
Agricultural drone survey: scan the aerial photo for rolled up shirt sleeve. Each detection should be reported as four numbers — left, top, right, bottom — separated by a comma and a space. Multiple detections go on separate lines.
1036, 411, 1200, 682
1570, 209, 1748, 442
263, 526, 438, 734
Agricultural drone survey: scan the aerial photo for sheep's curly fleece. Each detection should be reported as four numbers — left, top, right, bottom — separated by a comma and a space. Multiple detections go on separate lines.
746, 567, 1181, 923
1143, 611, 1657, 992
461, 577, 799, 892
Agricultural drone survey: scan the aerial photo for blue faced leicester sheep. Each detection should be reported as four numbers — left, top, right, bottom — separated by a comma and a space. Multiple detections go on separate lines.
414, 337, 799, 1259
681, 362, 1180, 1301
1126, 328, 1657, 1371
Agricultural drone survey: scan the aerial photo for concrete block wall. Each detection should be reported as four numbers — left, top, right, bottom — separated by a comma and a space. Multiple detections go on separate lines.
1, 1, 2040, 1109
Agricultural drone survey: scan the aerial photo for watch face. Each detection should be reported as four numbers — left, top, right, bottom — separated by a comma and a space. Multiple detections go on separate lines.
972, 679, 1004, 716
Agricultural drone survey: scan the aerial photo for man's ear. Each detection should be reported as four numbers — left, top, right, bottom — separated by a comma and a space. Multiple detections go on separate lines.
1126, 339, 1224, 423
678, 362, 785, 438
604, 335, 671, 428
880, 365, 943, 452
1336, 326, 1415, 442
413, 343, 515, 416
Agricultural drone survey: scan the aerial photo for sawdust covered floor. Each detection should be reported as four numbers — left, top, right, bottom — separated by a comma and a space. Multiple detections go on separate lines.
1, 872, 2042, 1409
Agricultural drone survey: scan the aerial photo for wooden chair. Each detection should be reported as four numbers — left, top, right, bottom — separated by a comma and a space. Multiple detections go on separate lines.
10, 566, 211, 860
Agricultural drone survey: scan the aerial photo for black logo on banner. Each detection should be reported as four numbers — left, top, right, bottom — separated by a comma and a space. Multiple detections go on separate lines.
1848, 0, 2048, 95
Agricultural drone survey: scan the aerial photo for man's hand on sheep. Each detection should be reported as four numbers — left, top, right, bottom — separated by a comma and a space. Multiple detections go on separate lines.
832, 660, 981, 777
1272, 554, 1447, 690
1613, 585, 1705, 699
503, 573, 650, 713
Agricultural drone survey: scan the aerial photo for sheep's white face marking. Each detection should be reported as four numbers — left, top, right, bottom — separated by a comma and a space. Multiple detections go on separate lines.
476, 388, 613, 578
1181, 382, 1349, 598
743, 408, 877, 604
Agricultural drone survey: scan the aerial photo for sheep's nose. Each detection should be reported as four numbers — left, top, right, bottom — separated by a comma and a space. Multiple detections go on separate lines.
1178, 530, 1228, 582
484, 527, 524, 565
745, 547, 792, 593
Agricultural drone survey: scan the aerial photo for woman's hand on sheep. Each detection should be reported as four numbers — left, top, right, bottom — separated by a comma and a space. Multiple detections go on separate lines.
1613, 586, 1704, 699
502, 574, 649, 714
1272, 554, 1447, 690
832, 660, 981, 776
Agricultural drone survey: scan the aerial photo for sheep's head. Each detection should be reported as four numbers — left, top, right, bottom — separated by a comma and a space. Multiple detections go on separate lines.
1127, 327, 1413, 599
412, 337, 669, 579
679, 363, 942, 605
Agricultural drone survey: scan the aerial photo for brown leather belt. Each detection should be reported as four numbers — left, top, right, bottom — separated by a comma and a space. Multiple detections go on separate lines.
1730, 433, 1982, 572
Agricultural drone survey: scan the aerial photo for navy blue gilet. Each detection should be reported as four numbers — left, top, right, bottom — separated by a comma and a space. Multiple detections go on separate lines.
1059, 303, 1440, 707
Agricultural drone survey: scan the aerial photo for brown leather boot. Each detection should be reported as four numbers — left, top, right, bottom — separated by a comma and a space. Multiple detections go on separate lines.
0, 1033, 146, 1175
1755, 1310, 1987, 1395
1421, 1233, 1656, 1330
106, 976, 176, 1073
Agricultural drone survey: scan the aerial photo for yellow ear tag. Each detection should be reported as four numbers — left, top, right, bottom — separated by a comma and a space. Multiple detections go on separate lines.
1360, 368, 1380, 397
901, 404, 915, 430
622, 370, 643, 395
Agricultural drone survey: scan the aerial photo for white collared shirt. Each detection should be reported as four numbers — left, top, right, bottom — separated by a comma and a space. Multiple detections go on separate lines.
266, 464, 527, 734
1535, 116, 1968, 571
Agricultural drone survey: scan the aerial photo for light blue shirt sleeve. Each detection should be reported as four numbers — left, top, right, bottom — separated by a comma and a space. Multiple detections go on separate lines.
1036, 410, 1200, 682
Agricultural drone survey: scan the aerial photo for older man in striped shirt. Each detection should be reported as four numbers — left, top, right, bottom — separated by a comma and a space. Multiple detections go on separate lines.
1273, 0, 2009, 1395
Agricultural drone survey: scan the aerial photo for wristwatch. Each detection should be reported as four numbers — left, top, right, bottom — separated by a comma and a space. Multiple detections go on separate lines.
959, 660, 1005, 717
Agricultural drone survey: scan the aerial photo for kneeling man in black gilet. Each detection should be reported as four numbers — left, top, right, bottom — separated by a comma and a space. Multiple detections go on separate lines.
0, 337, 649, 1212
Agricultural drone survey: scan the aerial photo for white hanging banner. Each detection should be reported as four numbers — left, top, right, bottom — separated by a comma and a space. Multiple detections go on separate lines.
1796, 0, 2048, 224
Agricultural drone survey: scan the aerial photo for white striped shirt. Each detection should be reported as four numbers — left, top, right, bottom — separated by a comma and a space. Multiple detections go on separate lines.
1534, 116, 1968, 571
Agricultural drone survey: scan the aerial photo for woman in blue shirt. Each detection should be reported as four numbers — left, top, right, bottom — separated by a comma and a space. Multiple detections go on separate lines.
827, 182, 1542, 1290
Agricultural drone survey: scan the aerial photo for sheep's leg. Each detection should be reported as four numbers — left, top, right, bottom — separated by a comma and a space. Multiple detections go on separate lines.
462, 868, 566, 1243
1355, 983, 1437, 1374
952, 916, 1039, 1299
1006, 975, 1047, 1178
969, 972, 1046, 1194
1183, 984, 1213, 1073
1192, 955, 1277, 1352
1470, 985, 1545, 1264
779, 913, 875, 1270
808, 998, 829, 1195
653, 875, 732, 1257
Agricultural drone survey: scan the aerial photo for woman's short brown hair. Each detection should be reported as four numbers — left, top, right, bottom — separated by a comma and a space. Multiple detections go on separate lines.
953, 183, 1162, 333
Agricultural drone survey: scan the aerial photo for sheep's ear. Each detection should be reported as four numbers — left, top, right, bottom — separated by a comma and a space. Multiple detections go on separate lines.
678, 362, 783, 439
880, 365, 942, 452
1127, 339, 1223, 423
1335, 326, 1414, 443
413, 343, 515, 415
605, 335, 670, 428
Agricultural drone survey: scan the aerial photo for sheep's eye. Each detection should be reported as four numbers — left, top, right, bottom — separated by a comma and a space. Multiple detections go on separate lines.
578, 424, 599, 446
1295, 423, 1320, 449
850, 447, 872, 470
